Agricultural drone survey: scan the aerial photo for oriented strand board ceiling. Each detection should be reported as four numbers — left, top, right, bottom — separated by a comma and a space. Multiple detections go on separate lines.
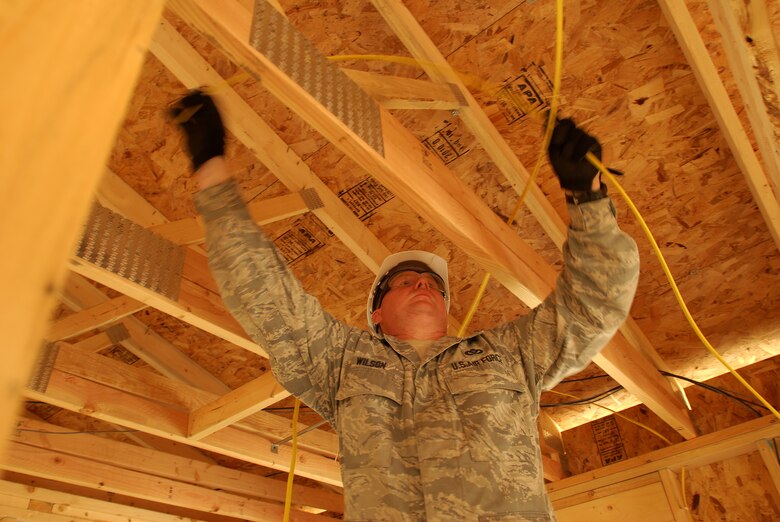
7, 0, 780, 520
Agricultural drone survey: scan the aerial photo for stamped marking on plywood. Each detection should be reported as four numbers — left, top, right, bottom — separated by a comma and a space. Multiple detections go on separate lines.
592, 416, 628, 466
422, 119, 471, 165
496, 63, 552, 125
275, 214, 331, 265
338, 177, 395, 221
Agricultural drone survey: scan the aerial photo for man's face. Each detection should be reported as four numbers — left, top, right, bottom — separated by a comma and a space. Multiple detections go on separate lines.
371, 271, 448, 339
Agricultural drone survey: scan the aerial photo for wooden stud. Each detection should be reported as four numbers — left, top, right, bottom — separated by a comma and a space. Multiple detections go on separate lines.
11, 417, 344, 514
0, 0, 165, 459
656, 0, 780, 251
707, 0, 780, 195
45, 295, 146, 342
188, 372, 290, 440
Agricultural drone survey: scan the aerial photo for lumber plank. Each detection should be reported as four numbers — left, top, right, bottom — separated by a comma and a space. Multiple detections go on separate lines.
656, 0, 780, 251
11, 418, 344, 514
23, 368, 342, 486
0, 0, 165, 459
170, 0, 696, 439
0, 479, 204, 522
2, 441, 330, 522
149, 191, 311, 245
547, 415, 780, 499
756, 438, 780, 506
46, 295, 146, 342
62, 273, 231, 395
188, 372, 289, 439
657, 469, 691, 522
50, 342, 337, 459
68, 256, 267, 357
707, 0, 780, 195
341, 68, 462, 110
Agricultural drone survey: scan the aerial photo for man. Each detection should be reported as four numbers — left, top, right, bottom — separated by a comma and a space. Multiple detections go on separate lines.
172, 90, 639, 521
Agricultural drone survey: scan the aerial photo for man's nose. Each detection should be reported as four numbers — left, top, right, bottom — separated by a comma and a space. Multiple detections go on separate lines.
414, 277, 432, 289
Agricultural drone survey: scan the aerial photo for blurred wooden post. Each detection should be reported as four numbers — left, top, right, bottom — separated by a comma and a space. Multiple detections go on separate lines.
0, 0, 165, 458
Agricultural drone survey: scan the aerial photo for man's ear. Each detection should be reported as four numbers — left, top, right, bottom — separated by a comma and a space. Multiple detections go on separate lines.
371, 309, 382, 325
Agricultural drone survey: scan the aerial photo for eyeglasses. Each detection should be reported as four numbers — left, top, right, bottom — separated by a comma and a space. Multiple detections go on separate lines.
386, 270, 446, 293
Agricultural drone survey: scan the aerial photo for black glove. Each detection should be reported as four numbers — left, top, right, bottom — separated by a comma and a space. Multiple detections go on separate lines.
547, 118, 601, 191
170, 89, 225, 171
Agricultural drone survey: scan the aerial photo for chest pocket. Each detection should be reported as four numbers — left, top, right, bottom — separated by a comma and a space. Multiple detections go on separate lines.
336, 365, 402, 469
444, 361, 537, 464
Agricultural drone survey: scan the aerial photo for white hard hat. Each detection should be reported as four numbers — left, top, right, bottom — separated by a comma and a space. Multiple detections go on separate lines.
366, 250, 450, 335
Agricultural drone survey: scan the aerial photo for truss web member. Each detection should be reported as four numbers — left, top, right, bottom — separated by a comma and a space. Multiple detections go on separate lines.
172, 90, 639, 521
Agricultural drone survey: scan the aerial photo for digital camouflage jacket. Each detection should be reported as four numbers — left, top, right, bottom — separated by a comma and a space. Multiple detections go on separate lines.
196, 180, 640, 522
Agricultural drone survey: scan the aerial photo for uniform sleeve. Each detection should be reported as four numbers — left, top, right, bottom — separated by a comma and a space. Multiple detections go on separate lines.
195, 180, 351, 422
497, 197, 640, 394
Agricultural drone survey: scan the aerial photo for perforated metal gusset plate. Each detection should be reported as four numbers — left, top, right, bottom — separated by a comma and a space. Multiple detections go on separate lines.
28, 342, 58, 394
76, 202, 184, 301
250, 1, 384, 156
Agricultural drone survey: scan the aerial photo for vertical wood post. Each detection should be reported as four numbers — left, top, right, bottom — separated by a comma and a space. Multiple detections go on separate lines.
0, 0, 165, 458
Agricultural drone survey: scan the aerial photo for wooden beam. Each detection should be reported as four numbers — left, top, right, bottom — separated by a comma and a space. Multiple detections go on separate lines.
547, 415, 780, 499
69, 331, 116, 352
188, 372, 289, 440
2, 441, 330, 522
149, 191, 312, 246
0, 0, 165, 459
657, 469, 691, 522
12, 417, 344, 514
656, 0, 780, 251
62, 273, 232, 395
169, 0, 696, 439
68, 254, 266, 357
50, 342, 338, 460
24, 366, 342, 486
341, 68, 462, 110
707, 0, 780, 195
0, 479, 204, 522
45, 295, 146, 342
756, 438, 780, 506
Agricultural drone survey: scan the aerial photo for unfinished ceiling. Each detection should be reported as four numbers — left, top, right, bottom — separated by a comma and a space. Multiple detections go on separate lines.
4, 0, 780, 520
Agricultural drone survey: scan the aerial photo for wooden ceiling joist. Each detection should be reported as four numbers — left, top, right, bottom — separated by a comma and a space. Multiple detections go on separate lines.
170, 0, 696, 440
0, 0, 166, 458
4, 441, 330, 522
188, 372, 289, 440
657, 0, 780, 251
46, 295, 147, 343
0, 479, 200, 522
24, 345, 343, 486
149, 190, 314, 246
707, 0, 780, 196
10, 417, 344, 515
62, 272, 231, 395
341, 68, 462, 110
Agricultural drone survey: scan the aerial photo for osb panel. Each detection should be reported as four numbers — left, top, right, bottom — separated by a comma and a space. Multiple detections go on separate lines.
561, 354, 780, 475
686, 452, 780, 521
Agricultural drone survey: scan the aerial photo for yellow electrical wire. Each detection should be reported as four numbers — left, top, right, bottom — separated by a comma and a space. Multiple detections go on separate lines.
589, 152, 780, 422
457, 0, 564, 337
282, 398, 301, 522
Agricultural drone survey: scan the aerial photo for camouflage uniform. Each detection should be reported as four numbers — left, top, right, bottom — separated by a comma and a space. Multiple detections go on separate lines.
196, 180, 640, 522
